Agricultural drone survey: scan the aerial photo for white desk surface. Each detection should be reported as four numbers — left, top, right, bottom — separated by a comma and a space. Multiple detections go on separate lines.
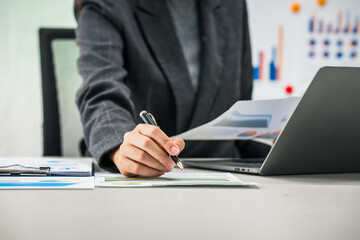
1, 161, 359, 240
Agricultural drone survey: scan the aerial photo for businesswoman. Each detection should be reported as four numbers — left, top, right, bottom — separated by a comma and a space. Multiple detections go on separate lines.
75, 0, 269, 176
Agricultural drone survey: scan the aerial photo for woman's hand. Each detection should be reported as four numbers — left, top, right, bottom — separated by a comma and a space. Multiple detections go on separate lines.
109, 124, 185, 177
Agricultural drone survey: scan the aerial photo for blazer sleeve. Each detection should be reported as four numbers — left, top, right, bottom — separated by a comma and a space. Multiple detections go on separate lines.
75, 6, 136, 172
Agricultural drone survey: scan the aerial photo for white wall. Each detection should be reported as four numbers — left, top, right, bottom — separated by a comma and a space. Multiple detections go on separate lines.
0, 0, 76, 156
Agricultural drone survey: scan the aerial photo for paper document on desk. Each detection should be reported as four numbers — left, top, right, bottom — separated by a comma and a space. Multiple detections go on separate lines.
95, 172, 257, 187
0, 176, 94, 189
174, 97, 300, 140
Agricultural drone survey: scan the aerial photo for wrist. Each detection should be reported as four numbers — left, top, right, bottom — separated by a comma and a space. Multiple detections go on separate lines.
108, 147, 120, 164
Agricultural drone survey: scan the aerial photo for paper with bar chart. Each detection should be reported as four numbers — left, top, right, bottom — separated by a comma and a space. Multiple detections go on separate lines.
95, 172, 256, 187
174, 97, 300, 140
0, 176, 94, 189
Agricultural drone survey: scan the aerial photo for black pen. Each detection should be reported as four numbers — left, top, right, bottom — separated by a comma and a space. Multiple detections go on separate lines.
139, 110, 184, 171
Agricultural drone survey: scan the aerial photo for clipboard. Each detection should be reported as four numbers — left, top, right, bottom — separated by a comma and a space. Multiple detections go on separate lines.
0, 158, 93, 176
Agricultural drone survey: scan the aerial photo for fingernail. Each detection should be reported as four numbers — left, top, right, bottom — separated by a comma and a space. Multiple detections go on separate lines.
171, 146, 179, 155
167, 161, 175, 170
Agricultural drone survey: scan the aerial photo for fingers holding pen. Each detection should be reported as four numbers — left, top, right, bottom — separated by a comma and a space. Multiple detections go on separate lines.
136, 124, 184, 156
111, 123, 185, 177
116, 154, 165, 177
110, 144, 165, 177
126, 129, 174, 171
122, 140, 170, 172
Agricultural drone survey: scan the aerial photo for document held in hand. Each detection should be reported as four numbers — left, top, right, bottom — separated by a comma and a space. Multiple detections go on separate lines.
174, 97, 300, 140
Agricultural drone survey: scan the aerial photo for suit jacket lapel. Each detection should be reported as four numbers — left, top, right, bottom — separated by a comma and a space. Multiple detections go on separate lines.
188, 0, 228, 129
136, 0, 196, 133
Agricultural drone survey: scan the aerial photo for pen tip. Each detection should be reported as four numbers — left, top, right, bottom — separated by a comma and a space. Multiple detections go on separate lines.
177, 162, 184, 171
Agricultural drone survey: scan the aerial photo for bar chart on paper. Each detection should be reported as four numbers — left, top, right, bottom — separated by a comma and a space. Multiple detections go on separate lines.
0, 177, 94, 189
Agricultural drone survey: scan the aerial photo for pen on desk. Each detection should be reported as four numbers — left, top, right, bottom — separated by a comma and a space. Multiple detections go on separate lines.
0, 164, 50, 175
139, 110, 184, 171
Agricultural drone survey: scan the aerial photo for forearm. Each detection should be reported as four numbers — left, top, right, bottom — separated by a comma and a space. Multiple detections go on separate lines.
76, 6, 136, 171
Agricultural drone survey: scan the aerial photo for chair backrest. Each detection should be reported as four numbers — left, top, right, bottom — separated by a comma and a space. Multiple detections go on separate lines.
39, 28, 84, 157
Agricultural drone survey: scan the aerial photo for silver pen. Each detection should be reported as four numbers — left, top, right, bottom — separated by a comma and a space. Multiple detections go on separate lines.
0, 164, 50, 175
139, 110, 184, 171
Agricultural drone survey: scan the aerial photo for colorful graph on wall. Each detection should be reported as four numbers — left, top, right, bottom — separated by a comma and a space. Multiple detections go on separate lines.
253, 26, 284, 81
307, 9, 359, 61
248, 0, 360, 100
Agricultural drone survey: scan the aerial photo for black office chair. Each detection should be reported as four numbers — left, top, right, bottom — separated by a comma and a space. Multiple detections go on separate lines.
39, 28, 85, 157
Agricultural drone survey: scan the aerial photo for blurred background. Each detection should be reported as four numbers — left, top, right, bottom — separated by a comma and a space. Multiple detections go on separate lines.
0, 0, 359, 157
0, 0, 77, 156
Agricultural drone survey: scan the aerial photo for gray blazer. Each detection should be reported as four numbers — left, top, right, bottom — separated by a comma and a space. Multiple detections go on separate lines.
75, 0, 269, 172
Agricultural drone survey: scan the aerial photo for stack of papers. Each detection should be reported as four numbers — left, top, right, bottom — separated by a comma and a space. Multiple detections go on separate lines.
0, 159, 257, 189
95, 172, 257, 187
0, 158, 94, 189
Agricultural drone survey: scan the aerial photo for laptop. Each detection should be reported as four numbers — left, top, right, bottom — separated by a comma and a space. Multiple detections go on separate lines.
183, 67, 360, 175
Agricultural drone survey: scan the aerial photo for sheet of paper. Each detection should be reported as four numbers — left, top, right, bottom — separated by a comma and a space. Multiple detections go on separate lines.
0, 176, 94, 189
95, 172, 257, 187
0, 157, 92, 176
174, 97, 300, 140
